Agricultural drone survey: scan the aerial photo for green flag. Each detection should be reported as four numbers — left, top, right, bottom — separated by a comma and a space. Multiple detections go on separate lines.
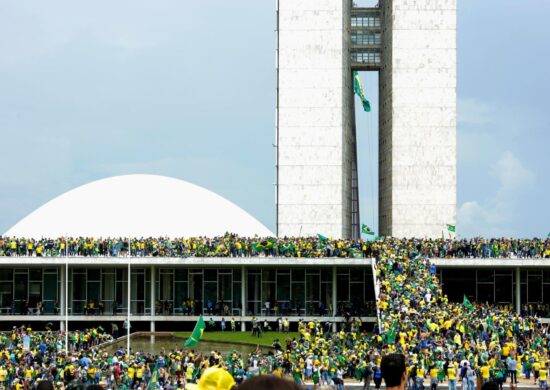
386, 318, 399, 344
280, 243, 294, 252
353, 71, 371, 112
147, 363, 161, 389
447, 224, 456, 232
184, 315, 206, 347
547, 232, 550, 238
463, 295, 474, 311
317, 234, 328, 242
361, 224, 375, 235
252, 239, 275, 252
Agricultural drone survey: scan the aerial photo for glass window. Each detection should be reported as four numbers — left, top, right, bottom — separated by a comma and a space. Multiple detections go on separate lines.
219, 274, 232, 302
528, 274, 542, 302
247, 273, 261, 302
204, 282, 217, 306
0, 269, 13, 281
306, 274, 320, 302
477, 284, 494, 303
262, 282, 276, 303
175, 268, 188, 282
477, 270, 494, 283
88, 269, 100, 281
233, 269, 242, 282
204, 269, 217, 282
292, 269, 305, 282
321, 269, 332, 282
262, 269, 276, 282
337, 274, 349, 302
495, 275, 513, 303
291, 283, 305, 313
277, 274, 291, 302
43, 274, 57, 301
29, 269, 42, 281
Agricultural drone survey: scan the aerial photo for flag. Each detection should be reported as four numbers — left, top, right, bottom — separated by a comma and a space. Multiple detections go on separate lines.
374, 235, 384, 241
280, 243, 294, 252
463, 295, 474, 311
317, 234, 328, 242
447, 224, 456, 232
547, 232, 550, 238
386, 318, 399, 344
361, 224, 375, 235
252, 239, 275, 252
147, 363, 160, 389
353, 71, 371, 112
184, 315, 206, 347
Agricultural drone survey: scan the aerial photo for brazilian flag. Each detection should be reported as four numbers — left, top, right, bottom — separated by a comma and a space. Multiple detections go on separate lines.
184, 315, 206, 347
147, 363, 161, 389
361, 224, 375, 235
386, 318, 399, 344
252, 239, 275, 252
463, 295, 474, 311
280, 243, 294, 252
447, 224, 456, 232
317, 234, 328, 242
353, 71, 371, 112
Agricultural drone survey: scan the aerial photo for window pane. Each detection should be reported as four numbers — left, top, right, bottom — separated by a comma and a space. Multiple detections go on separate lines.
337, 274, 349, 302
277, 274, 291, 301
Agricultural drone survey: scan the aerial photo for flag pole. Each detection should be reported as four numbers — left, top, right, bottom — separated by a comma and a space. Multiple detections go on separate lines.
127, 237, 131, 355
65, 235, 68, 354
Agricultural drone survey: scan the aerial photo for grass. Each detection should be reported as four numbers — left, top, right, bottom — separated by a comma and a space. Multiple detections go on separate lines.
173, 331, 301, 347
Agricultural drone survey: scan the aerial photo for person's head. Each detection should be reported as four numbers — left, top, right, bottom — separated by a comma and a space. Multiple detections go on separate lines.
236, 376, 302, 390
381, 353, 406, 389
481, 382, 500, 390
36, 381, 55, 390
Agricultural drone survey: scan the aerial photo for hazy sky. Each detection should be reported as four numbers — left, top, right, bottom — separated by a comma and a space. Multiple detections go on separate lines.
0, 0, 548, 238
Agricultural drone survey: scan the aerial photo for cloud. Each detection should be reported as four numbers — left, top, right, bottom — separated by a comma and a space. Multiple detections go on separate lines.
490, 151, 535, 191
458, 97, 494, 126
458, 151, 536, 237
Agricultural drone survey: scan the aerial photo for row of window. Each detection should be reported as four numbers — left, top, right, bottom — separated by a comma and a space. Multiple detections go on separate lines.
351, 51, 381, 64
351, 32, 381, 46
351, 16, 381, 27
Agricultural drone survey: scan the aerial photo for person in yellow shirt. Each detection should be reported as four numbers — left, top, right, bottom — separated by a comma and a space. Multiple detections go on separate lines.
539, 366, 547, 389
447, 363, 457, 390
480, 364, 491, 384
0, 366, 7, 387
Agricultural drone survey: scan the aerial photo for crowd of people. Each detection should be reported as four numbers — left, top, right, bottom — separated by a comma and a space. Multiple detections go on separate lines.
0, 235, 549, 259
1, 239, 550, 389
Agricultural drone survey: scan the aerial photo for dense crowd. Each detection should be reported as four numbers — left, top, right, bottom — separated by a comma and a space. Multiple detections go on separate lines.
0, 235, 549, 259
1, 239, 550, 390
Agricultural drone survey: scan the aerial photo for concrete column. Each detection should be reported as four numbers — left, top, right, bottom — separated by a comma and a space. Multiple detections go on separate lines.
241, 266, 246, 331
332, 266, 337, 332
150, 265, 156, 343
60, 265, 65, 331
516, 267, 521, 315
150, 265, 156, 317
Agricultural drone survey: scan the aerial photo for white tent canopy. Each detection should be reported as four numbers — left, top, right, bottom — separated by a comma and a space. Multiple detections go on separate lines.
4, 174, 273, 238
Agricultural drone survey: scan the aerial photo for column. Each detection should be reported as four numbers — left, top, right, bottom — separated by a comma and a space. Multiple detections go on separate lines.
516, 267, 521, 315
150, 265, 156, 343
332, 266, 337, 332
60, 265, 66, 331
241, 266, 246, 331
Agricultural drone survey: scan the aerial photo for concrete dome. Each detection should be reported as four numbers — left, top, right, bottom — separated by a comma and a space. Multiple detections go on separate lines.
4, 174, 273, 238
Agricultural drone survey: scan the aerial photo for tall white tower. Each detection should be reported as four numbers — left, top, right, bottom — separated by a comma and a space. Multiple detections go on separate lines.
276, 0, 456, 239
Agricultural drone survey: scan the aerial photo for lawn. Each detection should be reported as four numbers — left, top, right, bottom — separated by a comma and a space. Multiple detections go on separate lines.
173, 331, 300, 347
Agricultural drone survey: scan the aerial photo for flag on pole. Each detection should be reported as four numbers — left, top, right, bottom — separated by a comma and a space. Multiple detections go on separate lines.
184, 315, 206, 347
361, 224, 375, 235
386, 318, 399, 344
353, 71, 371, 112
317, 234, 328, 242
447, 224, 456, 232
463, 295, 474, 311
147, 363, 161, 389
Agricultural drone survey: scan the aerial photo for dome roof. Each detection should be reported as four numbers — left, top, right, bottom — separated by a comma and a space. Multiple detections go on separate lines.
4, 174, 273, 238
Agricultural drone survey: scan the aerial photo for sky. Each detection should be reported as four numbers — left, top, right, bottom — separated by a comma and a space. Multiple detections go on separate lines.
0, 0, 548, 238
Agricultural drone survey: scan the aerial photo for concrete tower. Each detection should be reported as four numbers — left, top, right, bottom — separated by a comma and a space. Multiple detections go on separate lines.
276, 0, 456, 239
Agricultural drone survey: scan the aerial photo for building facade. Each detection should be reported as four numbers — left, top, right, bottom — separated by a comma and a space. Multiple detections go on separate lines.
276, 0, 457, 239
1, 258, 549, 331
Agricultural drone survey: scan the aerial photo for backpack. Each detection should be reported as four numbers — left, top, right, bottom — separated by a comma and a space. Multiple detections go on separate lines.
374, 368, 382, 380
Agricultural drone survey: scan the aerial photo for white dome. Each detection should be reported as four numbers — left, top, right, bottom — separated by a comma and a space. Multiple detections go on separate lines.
4, 174, 273, 238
